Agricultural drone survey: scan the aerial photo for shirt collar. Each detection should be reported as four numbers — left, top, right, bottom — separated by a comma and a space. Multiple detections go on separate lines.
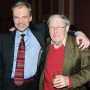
16, 28, 31, 38
51, 35, 67, 48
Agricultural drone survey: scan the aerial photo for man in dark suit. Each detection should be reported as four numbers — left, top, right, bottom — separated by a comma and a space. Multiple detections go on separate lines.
0, 1, 90, 90
39, 14, 90, 90
0, 1, 48, 90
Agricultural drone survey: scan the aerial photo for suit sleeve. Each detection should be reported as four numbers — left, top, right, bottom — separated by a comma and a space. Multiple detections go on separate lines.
0, 33, 3, 90
68, 31, 75, 36
69, 47, 90, 89
68, 28, 77, 36
42, 22, 49, 38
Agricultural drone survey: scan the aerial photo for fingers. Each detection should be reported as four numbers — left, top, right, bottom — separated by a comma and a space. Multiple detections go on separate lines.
53, 75, 69, 89
53, 82, 65, 89
78, 37, 90, 50
76, 37, 80, 45
53, 76, 64, 89
78, 38, 85, 49
9, 27, 16, 32
81, 39, 90, 50
76, 31, 90, 50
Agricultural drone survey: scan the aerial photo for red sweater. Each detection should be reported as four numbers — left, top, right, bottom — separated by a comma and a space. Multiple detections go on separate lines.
43, 44, 65, 90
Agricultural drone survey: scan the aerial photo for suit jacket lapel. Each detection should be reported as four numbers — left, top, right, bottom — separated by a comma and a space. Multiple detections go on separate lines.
62, 35, 74, 75
41, 38, 51, 77
39, 38, 51, 90
9, 31, 16, 69
46, 38, 51, 63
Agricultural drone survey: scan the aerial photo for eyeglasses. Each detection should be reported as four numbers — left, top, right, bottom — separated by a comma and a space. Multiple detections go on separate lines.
49, 26, 66, 31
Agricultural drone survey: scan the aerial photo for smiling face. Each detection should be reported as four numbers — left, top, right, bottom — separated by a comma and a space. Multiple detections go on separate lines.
13, 5, 32, 33
49, 17, 69, 46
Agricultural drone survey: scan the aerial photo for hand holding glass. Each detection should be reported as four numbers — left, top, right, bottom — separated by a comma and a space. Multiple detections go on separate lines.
52, 71, 60, 84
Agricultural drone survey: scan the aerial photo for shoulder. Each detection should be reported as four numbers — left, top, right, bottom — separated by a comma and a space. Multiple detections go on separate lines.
30, 22, 48, 30
30, 22, 49, 38
66, 35, 76, 44
0, 31, 11, 37
32, 22, 47, 27
67, 35, 90, 53
66, 35, 78, 51
46, 38, 51, 48
0, 31, 14, 41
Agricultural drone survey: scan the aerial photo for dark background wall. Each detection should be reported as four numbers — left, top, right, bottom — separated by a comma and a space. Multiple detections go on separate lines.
0, 0, 90, 39
74, 0, 90, 38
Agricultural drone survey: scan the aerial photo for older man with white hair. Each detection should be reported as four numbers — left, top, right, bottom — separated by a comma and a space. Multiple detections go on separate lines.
39, 14, 90, 90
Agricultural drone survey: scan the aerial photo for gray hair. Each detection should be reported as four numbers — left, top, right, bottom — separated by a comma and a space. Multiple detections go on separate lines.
11, 0, 32, 16
47, 14, 70, 26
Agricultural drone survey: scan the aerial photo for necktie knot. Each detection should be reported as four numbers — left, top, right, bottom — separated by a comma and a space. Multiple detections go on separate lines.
21, 34, 25, 40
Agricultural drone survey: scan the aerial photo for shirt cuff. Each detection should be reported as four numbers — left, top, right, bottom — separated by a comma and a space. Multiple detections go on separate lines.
74, 31, 77, 36
68, 76, 73, 88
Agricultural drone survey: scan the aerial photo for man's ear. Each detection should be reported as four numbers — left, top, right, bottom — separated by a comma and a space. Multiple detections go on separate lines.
29, 15, 32, 21
66, 25, 70, 33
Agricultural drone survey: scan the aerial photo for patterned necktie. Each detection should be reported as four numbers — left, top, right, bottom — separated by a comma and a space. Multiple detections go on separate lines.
14, 34, 25, 86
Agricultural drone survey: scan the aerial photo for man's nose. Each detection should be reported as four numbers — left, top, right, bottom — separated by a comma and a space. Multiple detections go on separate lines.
19, 18, 23, 23
54, 27, 58, 33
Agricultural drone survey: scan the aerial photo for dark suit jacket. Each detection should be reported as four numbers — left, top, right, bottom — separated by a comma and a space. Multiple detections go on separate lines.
39, 35, 90, 90
0, 22, 49, 90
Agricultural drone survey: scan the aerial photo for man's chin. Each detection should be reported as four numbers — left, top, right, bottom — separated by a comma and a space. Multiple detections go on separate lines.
17, 28, 27, 32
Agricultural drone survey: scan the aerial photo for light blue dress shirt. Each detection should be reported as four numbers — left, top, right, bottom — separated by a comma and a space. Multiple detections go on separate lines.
11, 28, 41, 79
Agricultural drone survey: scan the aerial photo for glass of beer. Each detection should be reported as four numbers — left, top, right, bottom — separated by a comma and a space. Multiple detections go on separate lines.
52, 71, 60, 83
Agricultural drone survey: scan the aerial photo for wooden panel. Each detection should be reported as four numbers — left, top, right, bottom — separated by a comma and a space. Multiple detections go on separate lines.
38, 0, 51, 22
74, 0, 90, 38
52, 0, 58, 14
64, 0, 69, 18
35, 0, 39, 22
41, 0, 51, 15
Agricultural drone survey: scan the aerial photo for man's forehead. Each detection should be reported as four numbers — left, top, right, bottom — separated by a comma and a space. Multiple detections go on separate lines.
50, 17, 63, 21
50, 18, 65, 25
